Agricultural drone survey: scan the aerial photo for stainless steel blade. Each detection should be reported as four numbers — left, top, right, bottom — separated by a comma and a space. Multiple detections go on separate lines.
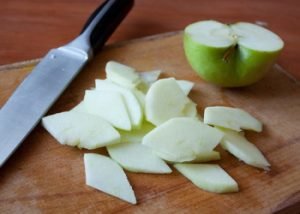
0, 47, 88, 167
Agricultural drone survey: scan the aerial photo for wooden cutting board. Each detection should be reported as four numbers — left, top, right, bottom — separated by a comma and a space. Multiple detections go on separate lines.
0, 32, 299, 213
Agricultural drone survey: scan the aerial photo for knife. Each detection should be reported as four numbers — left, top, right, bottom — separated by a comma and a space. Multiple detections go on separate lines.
0, 0, 134, 167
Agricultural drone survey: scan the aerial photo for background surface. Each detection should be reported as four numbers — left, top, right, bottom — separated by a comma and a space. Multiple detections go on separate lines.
0, 0, 299, 79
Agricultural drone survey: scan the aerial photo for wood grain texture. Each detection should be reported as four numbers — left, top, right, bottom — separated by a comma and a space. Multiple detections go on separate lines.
0, 0, 299, 79
0, 32, 299, 213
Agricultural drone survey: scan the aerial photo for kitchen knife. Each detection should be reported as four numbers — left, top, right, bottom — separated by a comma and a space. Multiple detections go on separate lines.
0, 0, 134, 167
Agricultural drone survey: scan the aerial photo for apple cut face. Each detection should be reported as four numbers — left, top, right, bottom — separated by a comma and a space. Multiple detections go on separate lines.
42, 111, 120, 149
84, 90, 132, 131
84, 154, 136, 204
184, 20, 284, 87
174, 163, 238, 193
142, 117, 223, 162
218, 128, 270, 170
95, 80, 143, 128
176, 80, 194, 95
204, 106, 262, 132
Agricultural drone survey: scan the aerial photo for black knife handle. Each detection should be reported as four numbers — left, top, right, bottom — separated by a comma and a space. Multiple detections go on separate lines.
81, 0, 134, 55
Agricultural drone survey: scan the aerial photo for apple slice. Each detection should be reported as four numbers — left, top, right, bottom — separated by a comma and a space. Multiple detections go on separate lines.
142, 117, 224, 162
184, 20, 284, 87
174, 163, 238, 193
84, 154, 136, 204
190, 151, 221, 163
84, 90, 131, 131
107, 122, 171, 174
70, 101, 86, 112
106, 61, 141, 88
95, 80, 143, 128
42, 111, 120, 149
145, 78, 193, 125
176, 80, 194, 95
181, 99, 197, 117
204, 106, 262, 132
218, 128, 270, 170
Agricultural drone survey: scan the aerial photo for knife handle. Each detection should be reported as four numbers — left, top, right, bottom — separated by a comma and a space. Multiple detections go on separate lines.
80, 0, 134, 55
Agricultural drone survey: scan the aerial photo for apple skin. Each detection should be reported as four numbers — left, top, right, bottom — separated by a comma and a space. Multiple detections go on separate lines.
183, 33, 282, 87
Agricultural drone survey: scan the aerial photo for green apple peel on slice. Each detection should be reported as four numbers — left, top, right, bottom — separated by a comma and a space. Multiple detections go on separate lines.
174, 164, 238, 193
204, 106, 262, 132
218, 128, 270, 170
142, 117, 224, 162
84, 154, 136, 204
184, 20, 284, 87
42, 111, 120, 149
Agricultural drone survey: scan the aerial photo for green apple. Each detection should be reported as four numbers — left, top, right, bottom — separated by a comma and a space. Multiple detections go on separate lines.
184, 20, 284, 87
42, 111, 120, 149
174, 163, 238, 193
84, 154, 136, 204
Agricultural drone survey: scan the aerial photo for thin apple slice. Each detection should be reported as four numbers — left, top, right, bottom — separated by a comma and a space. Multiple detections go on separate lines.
142, 117, 223, 162
190, 151, 221, 163
84, 154, 136, 204
139, 70, 161, 86
176, 80, 194, 95
84, 90, 131, 131
107, 122, 171, 174
174, 163, 238, 193
181, 99, 197, 117
204, 106, 262, 132
95, 80, 143, 128
218, 128, 270, 170
107, 142, 171, 174
42, 111, 120, 149
145, 78, 193, 125
106, 61, 141, 88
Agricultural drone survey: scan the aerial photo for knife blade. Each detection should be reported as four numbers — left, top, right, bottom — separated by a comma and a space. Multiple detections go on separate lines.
0, 0, 134, 167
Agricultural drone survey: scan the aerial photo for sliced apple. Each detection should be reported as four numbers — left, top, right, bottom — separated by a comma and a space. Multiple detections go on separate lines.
190, 151, 221, 163
145, 78, 193, 125
181, 99, 197, 117
70, 101, 86, 112
84, 153, 136, 204
142, 117, 223, 162
42, 111, 120, 149
95, 80, 143, 128
176, 80, 194, 95
107, 122, 170, 174
174, 163, 238, 193
204, 106, 262, 132
107, 141, 171, 174
218, 128, 270, 170
84, 90, 131, 131
105, 61, 141, 88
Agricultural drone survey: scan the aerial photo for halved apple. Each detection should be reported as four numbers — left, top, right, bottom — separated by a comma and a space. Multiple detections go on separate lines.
42, 111, 120, 149
184, 20, 284, 87
204, 106, 262, 132
84, 153, 136, 204
174, 163, 238, 193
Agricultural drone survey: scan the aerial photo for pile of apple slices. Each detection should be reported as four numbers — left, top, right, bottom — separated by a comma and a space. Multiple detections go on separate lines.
42, 61, 270, 204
